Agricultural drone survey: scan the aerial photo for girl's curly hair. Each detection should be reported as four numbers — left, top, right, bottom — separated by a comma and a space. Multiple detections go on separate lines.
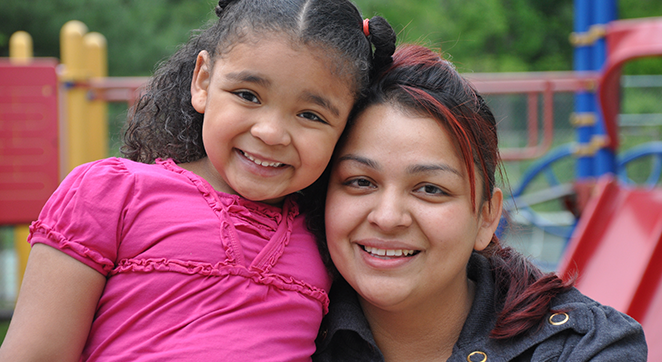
121, 0, 396, 164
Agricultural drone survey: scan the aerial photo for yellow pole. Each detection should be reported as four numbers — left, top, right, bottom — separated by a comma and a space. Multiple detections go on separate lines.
13, 226, 31, 290
60, 20, 89, 172
9, 31, 33, 65
8, 32, 34, 292
84, 32, 108, 161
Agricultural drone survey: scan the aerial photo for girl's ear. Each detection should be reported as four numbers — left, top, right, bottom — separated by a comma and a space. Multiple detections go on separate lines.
191, 50, 211, 113
474, 187, 503, 252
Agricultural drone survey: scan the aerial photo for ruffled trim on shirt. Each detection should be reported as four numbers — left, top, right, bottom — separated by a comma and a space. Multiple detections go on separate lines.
250, 199, 293, 274
111, 257, 330, 313
29, 220, 116, 275
157, 158, 300, 219
157, 158, 302, 270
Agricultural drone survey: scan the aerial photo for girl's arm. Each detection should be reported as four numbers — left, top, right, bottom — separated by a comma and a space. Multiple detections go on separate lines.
0, 243, 106, 362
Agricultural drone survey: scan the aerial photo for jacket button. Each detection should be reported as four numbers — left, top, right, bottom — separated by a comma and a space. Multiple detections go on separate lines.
549, 312, 570, 325
467, 351, 487, 362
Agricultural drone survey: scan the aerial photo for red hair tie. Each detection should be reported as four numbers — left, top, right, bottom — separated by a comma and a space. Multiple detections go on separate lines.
363, 18, 370, 37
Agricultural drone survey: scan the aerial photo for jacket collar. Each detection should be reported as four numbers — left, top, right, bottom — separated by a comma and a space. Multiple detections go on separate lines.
316, 253, 591, 361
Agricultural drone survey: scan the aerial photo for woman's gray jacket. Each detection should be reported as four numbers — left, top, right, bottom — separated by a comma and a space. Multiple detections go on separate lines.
314, 253, 647, 361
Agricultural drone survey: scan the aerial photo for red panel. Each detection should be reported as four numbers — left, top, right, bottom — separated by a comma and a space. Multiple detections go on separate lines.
558, 176, 662, 358
0, 60, 59, 224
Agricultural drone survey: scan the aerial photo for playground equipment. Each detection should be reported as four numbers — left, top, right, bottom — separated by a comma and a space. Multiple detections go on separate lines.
555, 16, 662, 360
1, 6, 662, 357
498, 7, 662, 358
1, 21, 119, 291
468, 3, 662, 357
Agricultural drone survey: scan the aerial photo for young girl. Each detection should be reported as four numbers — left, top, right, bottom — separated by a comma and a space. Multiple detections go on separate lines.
0, 1, 396, 361
314, 45, 646, 361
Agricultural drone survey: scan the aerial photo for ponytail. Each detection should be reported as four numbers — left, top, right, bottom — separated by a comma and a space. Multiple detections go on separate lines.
364, 16, 397, 77
479, 238, 575, 339
215, 0, 238, 17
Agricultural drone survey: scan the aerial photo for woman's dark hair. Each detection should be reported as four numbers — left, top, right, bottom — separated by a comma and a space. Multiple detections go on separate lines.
122, 0, 396, 163
317, 44, 574, 340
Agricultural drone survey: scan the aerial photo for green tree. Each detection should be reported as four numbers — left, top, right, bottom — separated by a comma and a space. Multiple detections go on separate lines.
0, 0, 217, 76
1, 0, 661, 75
357, 0, 575, 72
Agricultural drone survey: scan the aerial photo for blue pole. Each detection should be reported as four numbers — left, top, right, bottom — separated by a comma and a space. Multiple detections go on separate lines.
592, 0, 617, 175
574, 0, 594, 179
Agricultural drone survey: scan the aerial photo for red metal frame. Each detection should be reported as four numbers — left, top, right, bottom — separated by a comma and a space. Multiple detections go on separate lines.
599, 17, 662, 151
84, 72, 599, 161
87, 76, 149, 108
466, 71, 599, 160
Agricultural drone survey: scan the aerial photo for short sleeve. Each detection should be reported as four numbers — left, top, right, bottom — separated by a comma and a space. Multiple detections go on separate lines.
28, 158, 136, 276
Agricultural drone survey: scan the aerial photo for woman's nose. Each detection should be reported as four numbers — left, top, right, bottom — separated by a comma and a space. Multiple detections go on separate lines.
250, 115, 292, 146
366, 191, 412, 231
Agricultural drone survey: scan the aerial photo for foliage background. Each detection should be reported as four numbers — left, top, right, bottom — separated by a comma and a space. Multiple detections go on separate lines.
1, 0, 662, 338
1, 0, 662, 76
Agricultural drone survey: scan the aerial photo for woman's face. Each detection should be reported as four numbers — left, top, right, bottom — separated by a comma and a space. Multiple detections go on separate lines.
325, 103, 502, 313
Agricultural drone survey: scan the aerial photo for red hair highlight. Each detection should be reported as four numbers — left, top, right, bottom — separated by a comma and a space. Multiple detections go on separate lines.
356, 44, 575, 340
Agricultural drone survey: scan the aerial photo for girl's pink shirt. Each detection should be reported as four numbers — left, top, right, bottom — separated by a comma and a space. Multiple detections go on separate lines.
28, 158, 331, 361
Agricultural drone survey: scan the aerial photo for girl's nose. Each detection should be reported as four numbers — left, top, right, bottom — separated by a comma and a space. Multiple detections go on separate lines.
250, 115, 292, 146
366, 191, 412, 231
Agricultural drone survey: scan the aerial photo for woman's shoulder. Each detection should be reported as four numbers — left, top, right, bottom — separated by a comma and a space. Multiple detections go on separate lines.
550, 287, 644, 337
518, 288, 647, 361
455, 286, 647, 362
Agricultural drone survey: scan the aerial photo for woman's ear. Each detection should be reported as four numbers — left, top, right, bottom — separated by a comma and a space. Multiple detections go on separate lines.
474, 187, 503, 251
191, 50, 211, 114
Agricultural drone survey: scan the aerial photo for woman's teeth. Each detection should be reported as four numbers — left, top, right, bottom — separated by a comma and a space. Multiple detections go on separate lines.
242, 151, 283, 167
363, 245, 418, 257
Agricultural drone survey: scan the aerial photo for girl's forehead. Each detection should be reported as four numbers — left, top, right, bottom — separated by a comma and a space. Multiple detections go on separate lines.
216, 32, 357, 90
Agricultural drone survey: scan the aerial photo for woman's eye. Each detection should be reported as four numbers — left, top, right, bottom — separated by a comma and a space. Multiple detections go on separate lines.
234, 91, 260, 104
344, 178, 375, 188
415, 184, 446, 196
298, 111, 327, 124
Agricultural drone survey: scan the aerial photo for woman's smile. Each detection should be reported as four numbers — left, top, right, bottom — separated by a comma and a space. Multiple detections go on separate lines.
360, 245, 420, 258
325, 103, 490, 312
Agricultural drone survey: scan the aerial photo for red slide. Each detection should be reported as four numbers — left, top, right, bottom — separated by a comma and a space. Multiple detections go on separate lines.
558, 176, 662, 359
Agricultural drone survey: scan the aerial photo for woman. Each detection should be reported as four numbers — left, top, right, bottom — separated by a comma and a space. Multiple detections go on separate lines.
313, 45, 646, 362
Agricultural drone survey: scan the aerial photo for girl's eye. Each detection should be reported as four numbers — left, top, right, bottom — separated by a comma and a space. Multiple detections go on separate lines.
415, 184, 447, 196
298, 111, 328, 124
233, 91, 260, 104
344, 178, 375, 189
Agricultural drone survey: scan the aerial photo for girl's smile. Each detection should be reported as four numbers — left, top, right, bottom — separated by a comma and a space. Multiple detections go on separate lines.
239, 150, 285, 168
187, 36, 354, 204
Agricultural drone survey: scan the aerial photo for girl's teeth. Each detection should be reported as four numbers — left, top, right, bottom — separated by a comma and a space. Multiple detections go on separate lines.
363, 245, 417, 257
242, 151, 283, 167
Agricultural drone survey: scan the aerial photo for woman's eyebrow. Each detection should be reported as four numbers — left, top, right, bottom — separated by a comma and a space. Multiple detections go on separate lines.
407, 163, 462, 176
336, 154, 380, 170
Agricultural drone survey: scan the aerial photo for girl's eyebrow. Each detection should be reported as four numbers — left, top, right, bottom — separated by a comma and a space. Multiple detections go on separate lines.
338, 154, 462, 176
301, 92, 340, 117
225, 71, 271, 88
